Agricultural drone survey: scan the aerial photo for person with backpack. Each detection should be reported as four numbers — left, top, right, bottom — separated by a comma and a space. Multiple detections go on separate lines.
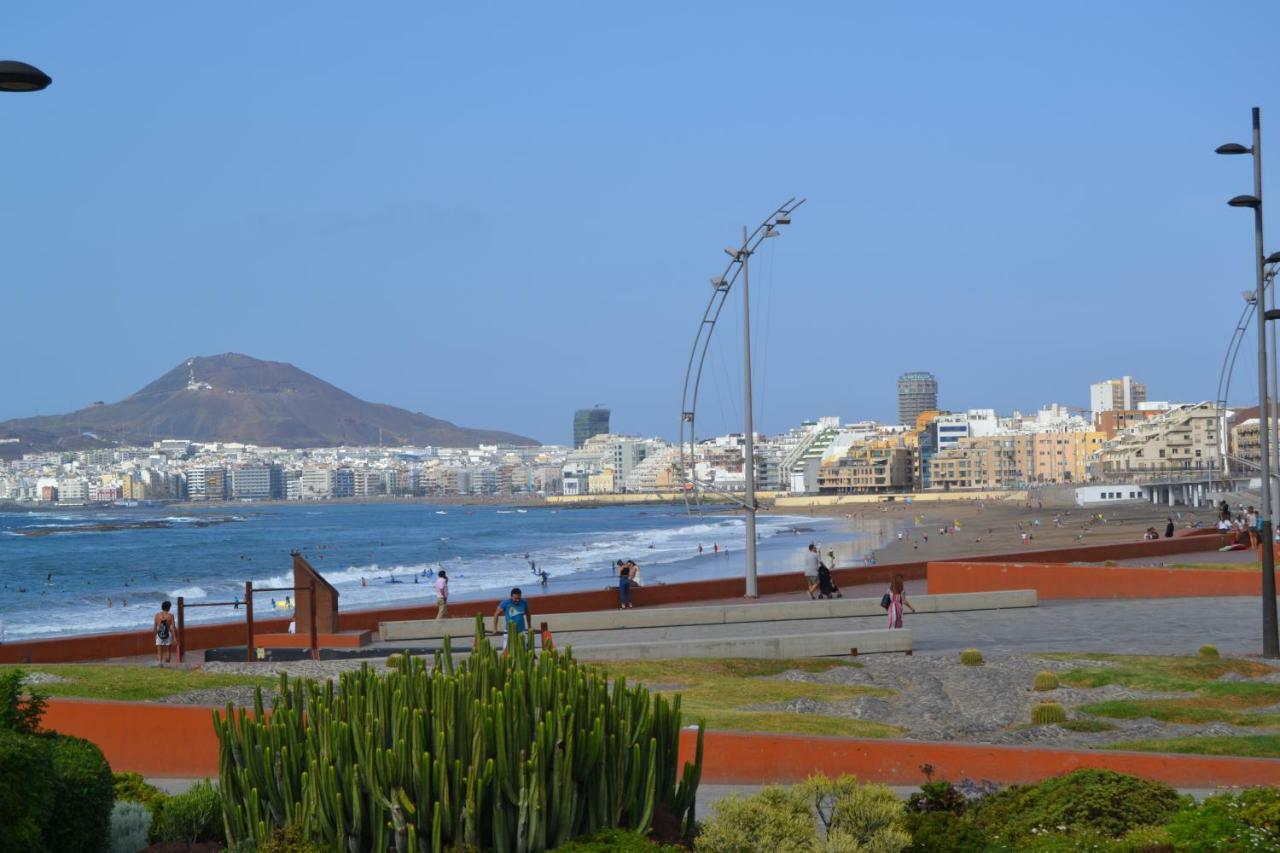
153, 600, 176, 666
883, 574, 915, 629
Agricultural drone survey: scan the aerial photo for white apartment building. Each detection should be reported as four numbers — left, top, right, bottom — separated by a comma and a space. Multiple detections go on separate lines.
1090, 376, 1147, 418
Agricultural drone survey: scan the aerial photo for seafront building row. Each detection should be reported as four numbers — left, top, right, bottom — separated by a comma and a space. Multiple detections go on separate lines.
0, 395, 1260, 506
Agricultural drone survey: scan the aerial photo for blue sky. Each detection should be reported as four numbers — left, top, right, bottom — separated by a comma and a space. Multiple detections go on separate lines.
2, 2, 1278, 444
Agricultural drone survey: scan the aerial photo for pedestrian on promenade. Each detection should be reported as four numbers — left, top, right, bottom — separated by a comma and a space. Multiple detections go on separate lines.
1165, 517, 1175, 539
434, 570, 449, 619
886, 574, 915, 630
816, 562, 842, 599
1246, 506, 1259, 549
625, 559, 642, 586
804, 543, 822, 599
492, 587, 531, 652
616, 560, 633, 609
154, 600, 176, 666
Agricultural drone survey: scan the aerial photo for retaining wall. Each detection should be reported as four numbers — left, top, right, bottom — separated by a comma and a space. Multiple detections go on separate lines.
40, 699, 1280, 788
928, 561, 1266, 599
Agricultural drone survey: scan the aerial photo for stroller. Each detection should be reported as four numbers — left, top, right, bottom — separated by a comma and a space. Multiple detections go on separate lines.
815, 564, 842, 599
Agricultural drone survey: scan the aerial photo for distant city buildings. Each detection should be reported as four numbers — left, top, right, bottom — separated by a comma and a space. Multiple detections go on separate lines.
1090, 376, 1147, 419
897, 372, 938, 427
572, 407, 610, 449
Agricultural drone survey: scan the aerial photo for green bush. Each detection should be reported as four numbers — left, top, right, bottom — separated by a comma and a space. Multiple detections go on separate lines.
1033, 671, 1060, 691
45, 733, 115, 853
110, 801, 153, 853
1165, 787, 1280, 851
902, 811, 992, 852
153, 779, 225, 845
1198, 644, 1220, 659
113, 770, 169, 825
694, 774, 909, 852
0, 728, 54, 852
254, 823, 330, 853
970, 770, 1182, 842
1030, 702, 1067, 725
0, 667, 47, 734
959, 649, 984, 666
551, 827, 685, 851
906, 781, 965, 815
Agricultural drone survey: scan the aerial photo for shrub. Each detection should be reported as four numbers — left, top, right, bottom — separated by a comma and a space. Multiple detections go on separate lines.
1198, 644, 1220, 659
1165, 787, 1280, 851
110, 801, 153, 853
959, 649, 984, 666
694, 774, 909, 853
907, 781, 965, 815
969, 769, 1182, 841
1030, 702, 1067, 725
45, 733, 115, 853
153, 779, 225, 845
1033, 671, 1060, 691
551, 827, 685, 851
254, 823, 330, 853
0, 728, 54, 852
902, 811, 992, 852
113, 771, 169, 825
0, 667, 47, 734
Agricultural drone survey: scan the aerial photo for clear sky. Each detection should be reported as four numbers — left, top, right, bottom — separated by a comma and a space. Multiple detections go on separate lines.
3, 3, 1279, 444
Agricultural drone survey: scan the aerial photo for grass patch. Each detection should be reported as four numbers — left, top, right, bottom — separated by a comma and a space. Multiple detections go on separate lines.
1076, 698, 1280, 727
0, 664, 277, 702
1059, 719, 1117, 733
592, 658, 900, 738
1161, 563, 1260, 572
1104, 734, 1280, 758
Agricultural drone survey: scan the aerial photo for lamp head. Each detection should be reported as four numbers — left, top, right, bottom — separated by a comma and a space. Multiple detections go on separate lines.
1266, 251, 1280, 266
1244, 291, 1258, 305
764, 226, 780, 238
1228, 194, 1262, 209
0, 60, 51, 92
775, 214, 791, 225
709, 276, 728, 289
1215, 143, 1252, 156
724, 247, 743, 259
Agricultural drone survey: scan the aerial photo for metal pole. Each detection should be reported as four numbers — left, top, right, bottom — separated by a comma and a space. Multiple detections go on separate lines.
245, 580, 255, 664
309, 579, 319, 661
741, 225, 759, 598
1270, 267, 1280, 524
1250, 107, 1279, 658
176, 596, 185, 664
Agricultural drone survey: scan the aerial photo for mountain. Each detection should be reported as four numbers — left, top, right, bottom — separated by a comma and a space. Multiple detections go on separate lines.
0, 353, 539, 453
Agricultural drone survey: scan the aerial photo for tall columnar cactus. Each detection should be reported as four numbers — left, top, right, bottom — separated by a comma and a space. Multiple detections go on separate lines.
213, 620, 703, 852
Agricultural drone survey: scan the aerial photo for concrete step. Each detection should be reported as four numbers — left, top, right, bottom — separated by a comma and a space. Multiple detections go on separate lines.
565, 628, 911, 660
378, 590, 1034, 642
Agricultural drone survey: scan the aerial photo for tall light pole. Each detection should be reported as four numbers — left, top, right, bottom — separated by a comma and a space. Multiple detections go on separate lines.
1218, 106, 1280, 658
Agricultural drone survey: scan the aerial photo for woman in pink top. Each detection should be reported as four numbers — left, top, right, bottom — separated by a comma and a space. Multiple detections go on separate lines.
887, 573, 915, 629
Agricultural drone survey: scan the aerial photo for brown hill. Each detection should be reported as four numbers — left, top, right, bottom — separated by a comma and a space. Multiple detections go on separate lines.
0, 353, 538, 452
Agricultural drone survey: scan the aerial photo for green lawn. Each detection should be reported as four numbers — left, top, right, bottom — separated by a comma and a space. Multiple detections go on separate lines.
589, 658, 902, 738
1105, 734, 1280, 759
1, 664, 277, 702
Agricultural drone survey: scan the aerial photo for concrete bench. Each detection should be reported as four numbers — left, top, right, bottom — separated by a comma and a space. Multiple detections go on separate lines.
378, 590, 1033, 642
565, 628, 911, 660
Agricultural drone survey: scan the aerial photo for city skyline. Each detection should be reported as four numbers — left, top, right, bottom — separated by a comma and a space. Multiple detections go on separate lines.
2, 4, 1278, 441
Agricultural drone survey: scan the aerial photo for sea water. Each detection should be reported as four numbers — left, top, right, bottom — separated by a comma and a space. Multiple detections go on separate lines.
0, 502, 861, 640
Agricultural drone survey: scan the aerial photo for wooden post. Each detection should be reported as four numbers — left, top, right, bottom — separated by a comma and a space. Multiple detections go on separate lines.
245, 580, 255, 664
176, 596, 185, 664
309, 579, 319, 662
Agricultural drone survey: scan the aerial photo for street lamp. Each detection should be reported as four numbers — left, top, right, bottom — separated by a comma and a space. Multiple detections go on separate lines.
0, 60, 51, 92
1218, 106, 1280, 659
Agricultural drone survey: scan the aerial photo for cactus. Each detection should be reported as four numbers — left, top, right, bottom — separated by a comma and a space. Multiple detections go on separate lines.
213, 630, 702, 851
385, 653, 404, 668
959, 649, 983, 666
1030, 702, 1067, 725
1198, 644, 1220, 659
1033, 671, 1059, 692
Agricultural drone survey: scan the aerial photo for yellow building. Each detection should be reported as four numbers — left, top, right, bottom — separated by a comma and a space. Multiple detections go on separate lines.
818, 440, 913, 494
929, 435, 1026, 490
1030, 431, 1104, 484
588, 468, 616, 494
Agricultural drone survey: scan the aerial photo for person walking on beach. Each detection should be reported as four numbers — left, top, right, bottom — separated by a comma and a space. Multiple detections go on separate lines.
804, 543, 822, 599
154, 600, 176, 666
616, 560, 633, 609
434, 570, 449, 619
492, 588, 531, 652
886, 574, 914, 630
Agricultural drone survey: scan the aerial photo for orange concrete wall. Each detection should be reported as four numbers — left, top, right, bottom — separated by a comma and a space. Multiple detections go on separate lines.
41, 699, 1280, 788
928, 561, 1265, 599
0, 533, 1232, 664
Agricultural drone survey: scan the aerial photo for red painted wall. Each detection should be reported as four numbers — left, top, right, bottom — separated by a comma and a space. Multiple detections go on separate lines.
928, 561, 1264, 599
40, 698, 1280, 788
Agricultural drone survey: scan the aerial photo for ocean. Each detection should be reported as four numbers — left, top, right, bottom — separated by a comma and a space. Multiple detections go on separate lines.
0, 502, 870, 641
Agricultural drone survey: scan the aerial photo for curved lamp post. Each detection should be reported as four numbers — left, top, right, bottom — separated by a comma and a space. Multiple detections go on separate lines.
1218, 107, 1280, 659
0, 60, 51, 92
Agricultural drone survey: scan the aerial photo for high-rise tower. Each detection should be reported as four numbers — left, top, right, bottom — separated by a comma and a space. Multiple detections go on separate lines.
897, 372, 938, 427
572, 407, 610, 448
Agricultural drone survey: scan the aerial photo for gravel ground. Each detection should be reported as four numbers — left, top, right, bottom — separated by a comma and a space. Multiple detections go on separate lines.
757, 654, 1280, 749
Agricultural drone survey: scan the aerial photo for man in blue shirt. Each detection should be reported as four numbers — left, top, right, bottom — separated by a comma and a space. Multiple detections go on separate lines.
492, 587, 531, 652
